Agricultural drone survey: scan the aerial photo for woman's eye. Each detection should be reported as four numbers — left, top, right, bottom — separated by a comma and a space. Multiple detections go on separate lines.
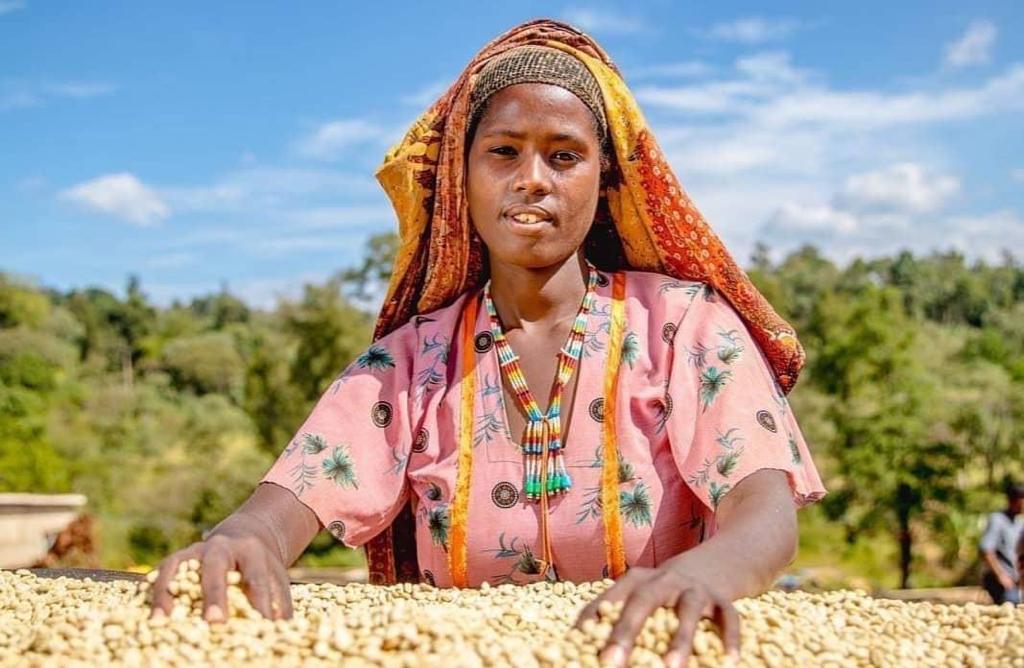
489, 146, 516, 156
553, 151, 580, 163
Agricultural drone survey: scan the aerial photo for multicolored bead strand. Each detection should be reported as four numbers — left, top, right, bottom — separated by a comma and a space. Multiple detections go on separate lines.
482, 261, 598, 502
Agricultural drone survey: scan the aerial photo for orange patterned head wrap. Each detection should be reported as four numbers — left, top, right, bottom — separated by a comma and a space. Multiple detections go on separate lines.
373, 17, 804, 392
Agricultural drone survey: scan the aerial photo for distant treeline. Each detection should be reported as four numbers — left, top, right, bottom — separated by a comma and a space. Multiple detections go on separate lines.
1, 235, 1022, 588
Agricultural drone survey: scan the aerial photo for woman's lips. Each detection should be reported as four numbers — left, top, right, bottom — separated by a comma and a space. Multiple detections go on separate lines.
503, 214, 552, 234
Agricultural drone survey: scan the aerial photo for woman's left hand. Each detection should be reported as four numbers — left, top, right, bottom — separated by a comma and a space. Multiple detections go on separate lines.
573, 470, 799, 667
573, 559, 740, 668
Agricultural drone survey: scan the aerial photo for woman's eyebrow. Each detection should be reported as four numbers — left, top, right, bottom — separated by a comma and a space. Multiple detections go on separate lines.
479, 128, 589, 143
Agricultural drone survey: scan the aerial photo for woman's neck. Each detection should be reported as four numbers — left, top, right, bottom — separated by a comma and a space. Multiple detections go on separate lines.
487, 252, 589, 335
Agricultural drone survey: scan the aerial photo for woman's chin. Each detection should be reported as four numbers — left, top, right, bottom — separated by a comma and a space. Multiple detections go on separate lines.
487, 248, 579, 273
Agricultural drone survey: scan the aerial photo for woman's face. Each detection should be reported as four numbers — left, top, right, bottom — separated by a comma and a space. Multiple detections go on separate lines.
466, 82, 603, 271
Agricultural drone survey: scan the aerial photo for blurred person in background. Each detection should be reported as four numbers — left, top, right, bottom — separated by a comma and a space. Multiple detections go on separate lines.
980, 481, 1024, 604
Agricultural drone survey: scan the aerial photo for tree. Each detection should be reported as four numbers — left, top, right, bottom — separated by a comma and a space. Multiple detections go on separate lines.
190, 283, 251, 329
810, 285, 963, 588
241, 325, 303, 455
339, 232, 399, 309
160, 331, 246, 398
281, 277, 372, 403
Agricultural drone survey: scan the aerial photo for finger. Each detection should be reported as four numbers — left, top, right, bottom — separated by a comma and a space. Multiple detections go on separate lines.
199, 542, 232, 622
245, 571, 274, 619
664, 589, 705, 668
240, 566, 274, 619
573, 568, 646, 629
267, 557, 293, 620
234, 544, 276, 619
150, 545, 199, 617
712, 599, 742, 661
601, 585, 665, 667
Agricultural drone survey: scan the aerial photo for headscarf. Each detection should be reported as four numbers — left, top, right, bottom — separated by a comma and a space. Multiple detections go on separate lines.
364, 18, 805, 585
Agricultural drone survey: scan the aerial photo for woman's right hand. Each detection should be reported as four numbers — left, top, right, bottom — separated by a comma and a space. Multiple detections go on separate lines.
149, 525, 293, 623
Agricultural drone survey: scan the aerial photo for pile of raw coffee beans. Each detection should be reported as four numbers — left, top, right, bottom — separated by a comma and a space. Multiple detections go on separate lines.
3, 564, 1024, 667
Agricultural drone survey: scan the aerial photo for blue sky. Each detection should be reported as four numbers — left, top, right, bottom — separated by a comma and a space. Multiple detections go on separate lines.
2, 1, 1022, 307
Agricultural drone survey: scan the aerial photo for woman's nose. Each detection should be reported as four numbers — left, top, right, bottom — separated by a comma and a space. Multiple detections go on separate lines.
513, 151, 552, 195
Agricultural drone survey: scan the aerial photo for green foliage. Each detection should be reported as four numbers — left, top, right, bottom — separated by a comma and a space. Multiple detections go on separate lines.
160, 331, 245, 397
338, 232, 399, 307
2, 238, 1023, 586
0, 274, 51, 328
282, 278, 372, 403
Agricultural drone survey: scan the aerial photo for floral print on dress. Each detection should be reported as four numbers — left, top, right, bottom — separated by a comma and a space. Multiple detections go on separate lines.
667, 281, 825, 514
358, 345, 396, 371
620, 331, 640, 369
322, 445, 359, 489
482, 533, 546, 585
415, 333, 449, 405
572, 444, 644, 526
423, 504, 450, 552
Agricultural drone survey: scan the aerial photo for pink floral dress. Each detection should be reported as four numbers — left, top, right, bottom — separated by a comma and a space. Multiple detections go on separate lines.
260, 269, 826, 587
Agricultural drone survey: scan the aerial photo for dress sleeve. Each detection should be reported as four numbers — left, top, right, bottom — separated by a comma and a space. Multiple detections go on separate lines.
259, 322, 417, 548
664, 284, 827, 513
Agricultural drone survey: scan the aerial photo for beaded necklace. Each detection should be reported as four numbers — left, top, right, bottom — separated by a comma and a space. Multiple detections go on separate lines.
447, 266, 629, 587
482, 261, 598, 502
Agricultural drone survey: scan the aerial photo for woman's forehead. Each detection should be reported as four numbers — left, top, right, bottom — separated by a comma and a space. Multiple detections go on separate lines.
475, 83, 598, 139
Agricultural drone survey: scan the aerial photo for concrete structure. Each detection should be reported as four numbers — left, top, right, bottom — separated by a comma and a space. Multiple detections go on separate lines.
0, 493, 87, 568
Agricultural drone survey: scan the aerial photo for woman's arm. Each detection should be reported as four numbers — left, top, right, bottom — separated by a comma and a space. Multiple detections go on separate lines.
575, 468, 797, 668
150, 482, 321, 622
210, 482, 322, 567
678, 467, 798, 599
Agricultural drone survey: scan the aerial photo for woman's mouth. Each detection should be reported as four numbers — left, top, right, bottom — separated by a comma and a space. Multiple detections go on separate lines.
504, 212, 553, 233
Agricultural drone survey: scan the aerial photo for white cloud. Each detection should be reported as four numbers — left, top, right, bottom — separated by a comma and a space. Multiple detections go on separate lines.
756, 197, 1019, 267
834, 163, 960, 215
944, 19, 997, 69
751, 163, 969, 262
703, 17, 801, 43
561, 7, 647, 35
630, 41, 1021, 266
145, 252, 194, 269
635, 51, 811, 115
163, 167, 379, 214
735, 52, 809, 85
639, 57, 1024, 130
61, 173, 170, 226
15, 175, 47, 192
143, 271, 330, 310
400, 79, 450, 107
764, 202, 859, 236
1, 79, 116, 111
230, 273, 331, 309
247, 235, 364, 256
596, 19, 1021, 269
0, 0, 25, 16
660, 125, 818, 175
0, 90, 39, 110
628, 61, 713, 80
756, 64, 1024, 129
293, 119, 387, 160
43, 82, 117, 98
282, 205, 396, 230
942, 209, 1024, 261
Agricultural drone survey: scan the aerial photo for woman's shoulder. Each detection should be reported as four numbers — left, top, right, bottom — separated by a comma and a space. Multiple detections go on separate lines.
384, 290, 475, 339
617, 268, 713, 313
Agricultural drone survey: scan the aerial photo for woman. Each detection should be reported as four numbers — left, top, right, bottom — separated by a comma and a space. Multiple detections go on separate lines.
151, 19, 826, 666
